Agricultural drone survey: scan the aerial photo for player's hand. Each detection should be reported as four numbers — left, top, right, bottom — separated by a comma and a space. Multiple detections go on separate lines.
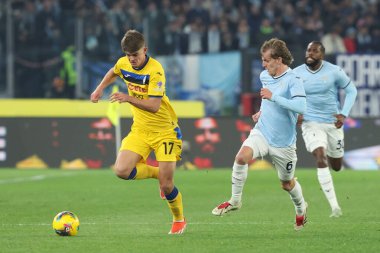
334, 114, 346, 129
297, 114, 304, 127
260, 88, 272, 100
90, 89, 103, 103
109, 92, 130, 103
252, 111, 261, 123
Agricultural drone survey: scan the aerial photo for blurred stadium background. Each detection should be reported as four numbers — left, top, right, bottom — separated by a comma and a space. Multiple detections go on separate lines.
0, 0, 379, 170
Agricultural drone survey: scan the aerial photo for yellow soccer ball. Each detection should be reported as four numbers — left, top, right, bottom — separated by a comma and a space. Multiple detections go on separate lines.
52, 211, 80, 236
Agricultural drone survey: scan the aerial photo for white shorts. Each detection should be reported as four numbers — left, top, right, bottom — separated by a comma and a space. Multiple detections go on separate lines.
301, 121, 344, 158
242, 129, 297, 181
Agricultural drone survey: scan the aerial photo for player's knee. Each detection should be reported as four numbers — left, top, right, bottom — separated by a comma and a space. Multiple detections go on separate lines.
235, 154, 249, 165
235, 147, 252, 165
159, 181, 174, 195
281, 181, 293, 191
114, 165, 134, 180
313, 148, 328, 167
115, 171, 126, 180
281, 184, 291, 191
331, 165, 342, 172
329, 158, 343, 171
316, 156, 328, 167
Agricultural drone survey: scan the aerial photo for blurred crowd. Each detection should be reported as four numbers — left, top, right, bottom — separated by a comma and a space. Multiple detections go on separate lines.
6, 0, 380, 57
0, 0, 379, 98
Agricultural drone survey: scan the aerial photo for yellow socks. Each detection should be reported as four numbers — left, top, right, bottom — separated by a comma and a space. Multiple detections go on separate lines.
125, 165, 184, 221
165, 186, 184, 221
127, 163, 159, 180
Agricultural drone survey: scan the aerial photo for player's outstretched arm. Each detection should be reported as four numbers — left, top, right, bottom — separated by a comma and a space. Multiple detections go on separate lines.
340, 82, 358, 117
91, 68, 118, 103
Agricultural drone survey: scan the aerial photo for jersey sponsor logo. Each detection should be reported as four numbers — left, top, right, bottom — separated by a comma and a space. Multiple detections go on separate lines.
128, 83, 147, 93
131, 92, 144, 99
120, 69, 150, 85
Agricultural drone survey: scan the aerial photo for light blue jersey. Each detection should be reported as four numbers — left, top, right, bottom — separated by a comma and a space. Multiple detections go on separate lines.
293, 61, 357, 123
255, 69, 306, 147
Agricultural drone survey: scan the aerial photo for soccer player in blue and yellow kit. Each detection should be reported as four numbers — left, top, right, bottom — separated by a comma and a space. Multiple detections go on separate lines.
90, 30, 186, 234
212, 38, 308, 230
293, 41, 357, 218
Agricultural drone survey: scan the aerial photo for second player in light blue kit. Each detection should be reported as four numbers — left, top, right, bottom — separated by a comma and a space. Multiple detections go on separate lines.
212, 38, 308, 230
293, 41, 357, 218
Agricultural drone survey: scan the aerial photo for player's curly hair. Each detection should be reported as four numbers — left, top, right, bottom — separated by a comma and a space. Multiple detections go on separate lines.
121, 30, 145, 53
260, 38, 294, 66
309, 41, 326, 55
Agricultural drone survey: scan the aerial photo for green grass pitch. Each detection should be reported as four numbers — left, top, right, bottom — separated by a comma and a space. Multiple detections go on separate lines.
0, 168, 379, 253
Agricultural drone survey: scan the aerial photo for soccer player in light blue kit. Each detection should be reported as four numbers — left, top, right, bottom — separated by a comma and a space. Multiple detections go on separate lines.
293, 41, 357, 218
212, 38, 308, 230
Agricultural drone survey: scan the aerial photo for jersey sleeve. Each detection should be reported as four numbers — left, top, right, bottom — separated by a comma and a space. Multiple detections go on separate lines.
289, 76, 306, 98
113, 58, 122, 78
271, 75, 306, 114
340, 81, 358, 117
335, 67, 351, 89
148, 64, 166, 97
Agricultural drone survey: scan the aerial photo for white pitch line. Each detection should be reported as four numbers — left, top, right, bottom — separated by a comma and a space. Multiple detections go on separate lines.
2, 221, 379, 226
2, 222, 262, 226
0, 173, 75, 185
0, 175, 47, 184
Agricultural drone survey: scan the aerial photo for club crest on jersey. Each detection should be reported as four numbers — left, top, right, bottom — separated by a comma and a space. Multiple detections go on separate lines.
153, 81, 164, 92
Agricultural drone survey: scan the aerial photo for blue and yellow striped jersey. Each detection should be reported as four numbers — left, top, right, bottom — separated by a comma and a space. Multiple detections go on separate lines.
113, 56, 178, 131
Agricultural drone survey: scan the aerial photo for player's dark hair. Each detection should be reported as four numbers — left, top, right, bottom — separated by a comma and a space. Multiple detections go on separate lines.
121, 30, 145, 53
310, 41, 325, 55
260, 38, 294, 66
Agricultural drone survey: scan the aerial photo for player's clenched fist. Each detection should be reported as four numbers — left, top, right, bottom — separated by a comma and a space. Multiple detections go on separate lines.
260, 88, 272, 100
90, 89, 103, 103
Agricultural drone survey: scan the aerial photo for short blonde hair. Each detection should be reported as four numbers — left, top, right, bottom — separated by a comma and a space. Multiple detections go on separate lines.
260, 38, 294, 66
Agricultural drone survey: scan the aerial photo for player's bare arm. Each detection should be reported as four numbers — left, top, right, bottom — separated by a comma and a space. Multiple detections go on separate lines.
91, 68, 118, 103
110, 92, 162, 113
334, 114, 346, 129
260, 88, 272, 100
